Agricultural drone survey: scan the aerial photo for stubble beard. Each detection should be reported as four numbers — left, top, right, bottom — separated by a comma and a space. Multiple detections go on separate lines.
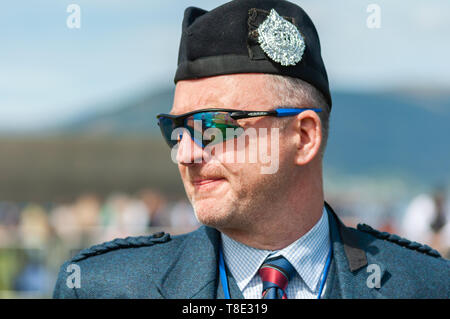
190, 189, 242, 230
182, 153, 293, 234
188, 172, 288, 234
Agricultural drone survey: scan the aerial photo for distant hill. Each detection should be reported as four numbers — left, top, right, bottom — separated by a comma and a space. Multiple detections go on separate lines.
325, 91, 450, 186
53, 88, 450, 186
58, 88, 174, 135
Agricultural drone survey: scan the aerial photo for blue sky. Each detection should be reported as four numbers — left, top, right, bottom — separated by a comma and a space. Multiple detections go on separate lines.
1, 0, 450, 130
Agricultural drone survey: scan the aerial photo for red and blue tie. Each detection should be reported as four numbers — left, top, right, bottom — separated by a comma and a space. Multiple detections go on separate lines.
259, 255, 296, 299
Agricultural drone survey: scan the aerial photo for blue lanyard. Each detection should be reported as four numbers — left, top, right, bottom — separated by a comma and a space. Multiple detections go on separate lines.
218, 247, 231, 299
317, 244, 333, 299
219, 243, 333, 299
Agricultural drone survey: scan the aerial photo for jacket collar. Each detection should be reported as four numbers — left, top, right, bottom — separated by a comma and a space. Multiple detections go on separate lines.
156, 226, 219, 298
155, 225, 244, 299
324, 202, 387, 298
156, 202, 388, 299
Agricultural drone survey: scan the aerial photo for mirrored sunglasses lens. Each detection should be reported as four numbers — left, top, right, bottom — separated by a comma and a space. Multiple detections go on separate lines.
188, 112, 241, 146
158, 117, 177, 147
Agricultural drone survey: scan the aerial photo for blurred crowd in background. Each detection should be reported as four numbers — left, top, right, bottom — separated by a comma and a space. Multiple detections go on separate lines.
0, 189, 199, 298
0, 187, 449, 298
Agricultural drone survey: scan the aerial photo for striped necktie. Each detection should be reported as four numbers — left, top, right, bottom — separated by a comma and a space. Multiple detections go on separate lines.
259, 255, 296, 299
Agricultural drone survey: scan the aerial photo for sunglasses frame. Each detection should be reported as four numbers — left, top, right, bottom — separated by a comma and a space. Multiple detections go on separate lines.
156, 107, 322, 122
156, 107, 322, 147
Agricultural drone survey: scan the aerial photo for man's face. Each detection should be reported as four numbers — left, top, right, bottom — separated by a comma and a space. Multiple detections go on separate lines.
171, 74, 300, 232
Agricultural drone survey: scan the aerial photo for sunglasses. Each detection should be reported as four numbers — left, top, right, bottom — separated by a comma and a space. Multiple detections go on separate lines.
156, 107, 322, 148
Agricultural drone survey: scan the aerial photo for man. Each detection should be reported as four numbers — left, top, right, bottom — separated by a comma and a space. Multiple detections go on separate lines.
54, 0, 449, 298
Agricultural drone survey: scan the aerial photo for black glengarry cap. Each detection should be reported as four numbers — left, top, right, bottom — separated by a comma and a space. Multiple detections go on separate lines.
174, 0, 332, 108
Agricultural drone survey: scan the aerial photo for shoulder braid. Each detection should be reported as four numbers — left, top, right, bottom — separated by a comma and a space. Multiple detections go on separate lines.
71, 232, 171, 262
357, 223, 441, 258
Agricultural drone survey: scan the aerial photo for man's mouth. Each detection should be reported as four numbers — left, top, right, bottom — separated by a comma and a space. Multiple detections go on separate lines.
192, 178, 226, 189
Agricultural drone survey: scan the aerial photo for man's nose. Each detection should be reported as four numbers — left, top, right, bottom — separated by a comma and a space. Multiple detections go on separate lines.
176, 131, 204, 165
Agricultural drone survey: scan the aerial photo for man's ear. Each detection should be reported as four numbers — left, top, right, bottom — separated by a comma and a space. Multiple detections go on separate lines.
293, 111, 322, 166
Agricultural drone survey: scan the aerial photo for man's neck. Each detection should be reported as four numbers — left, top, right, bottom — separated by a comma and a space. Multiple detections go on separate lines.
218, 196, 324, 251
218, 163, 325, 250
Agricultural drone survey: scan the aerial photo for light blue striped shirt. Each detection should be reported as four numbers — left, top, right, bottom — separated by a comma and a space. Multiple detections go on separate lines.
221, 207, 330, 299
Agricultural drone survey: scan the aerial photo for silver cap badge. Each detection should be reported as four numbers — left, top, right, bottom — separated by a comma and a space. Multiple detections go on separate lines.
257, 9, 306, 66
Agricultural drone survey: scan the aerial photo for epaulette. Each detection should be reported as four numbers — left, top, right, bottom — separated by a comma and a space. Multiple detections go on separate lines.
71, 232, 171, 262
357, 224, 441, 258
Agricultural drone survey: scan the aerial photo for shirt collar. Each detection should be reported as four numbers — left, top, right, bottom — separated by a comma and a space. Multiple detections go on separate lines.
221, 206, 330, 292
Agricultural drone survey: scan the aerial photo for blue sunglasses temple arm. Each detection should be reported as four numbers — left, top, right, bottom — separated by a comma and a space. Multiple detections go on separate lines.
229, 108, 322, 120
275, 108, 322, 117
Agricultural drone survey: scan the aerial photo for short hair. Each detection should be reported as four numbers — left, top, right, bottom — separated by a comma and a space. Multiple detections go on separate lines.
264, 74, 331, 157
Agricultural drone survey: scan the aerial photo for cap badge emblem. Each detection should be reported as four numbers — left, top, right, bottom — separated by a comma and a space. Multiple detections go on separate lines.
257, 9, 306, 66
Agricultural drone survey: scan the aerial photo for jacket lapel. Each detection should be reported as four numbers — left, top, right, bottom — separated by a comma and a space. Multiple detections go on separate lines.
156, 226, 221, 299
325, 202, 387, 298
216, 257, 245, 299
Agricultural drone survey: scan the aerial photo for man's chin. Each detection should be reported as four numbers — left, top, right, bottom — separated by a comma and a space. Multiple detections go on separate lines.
193, 202, 233, 229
